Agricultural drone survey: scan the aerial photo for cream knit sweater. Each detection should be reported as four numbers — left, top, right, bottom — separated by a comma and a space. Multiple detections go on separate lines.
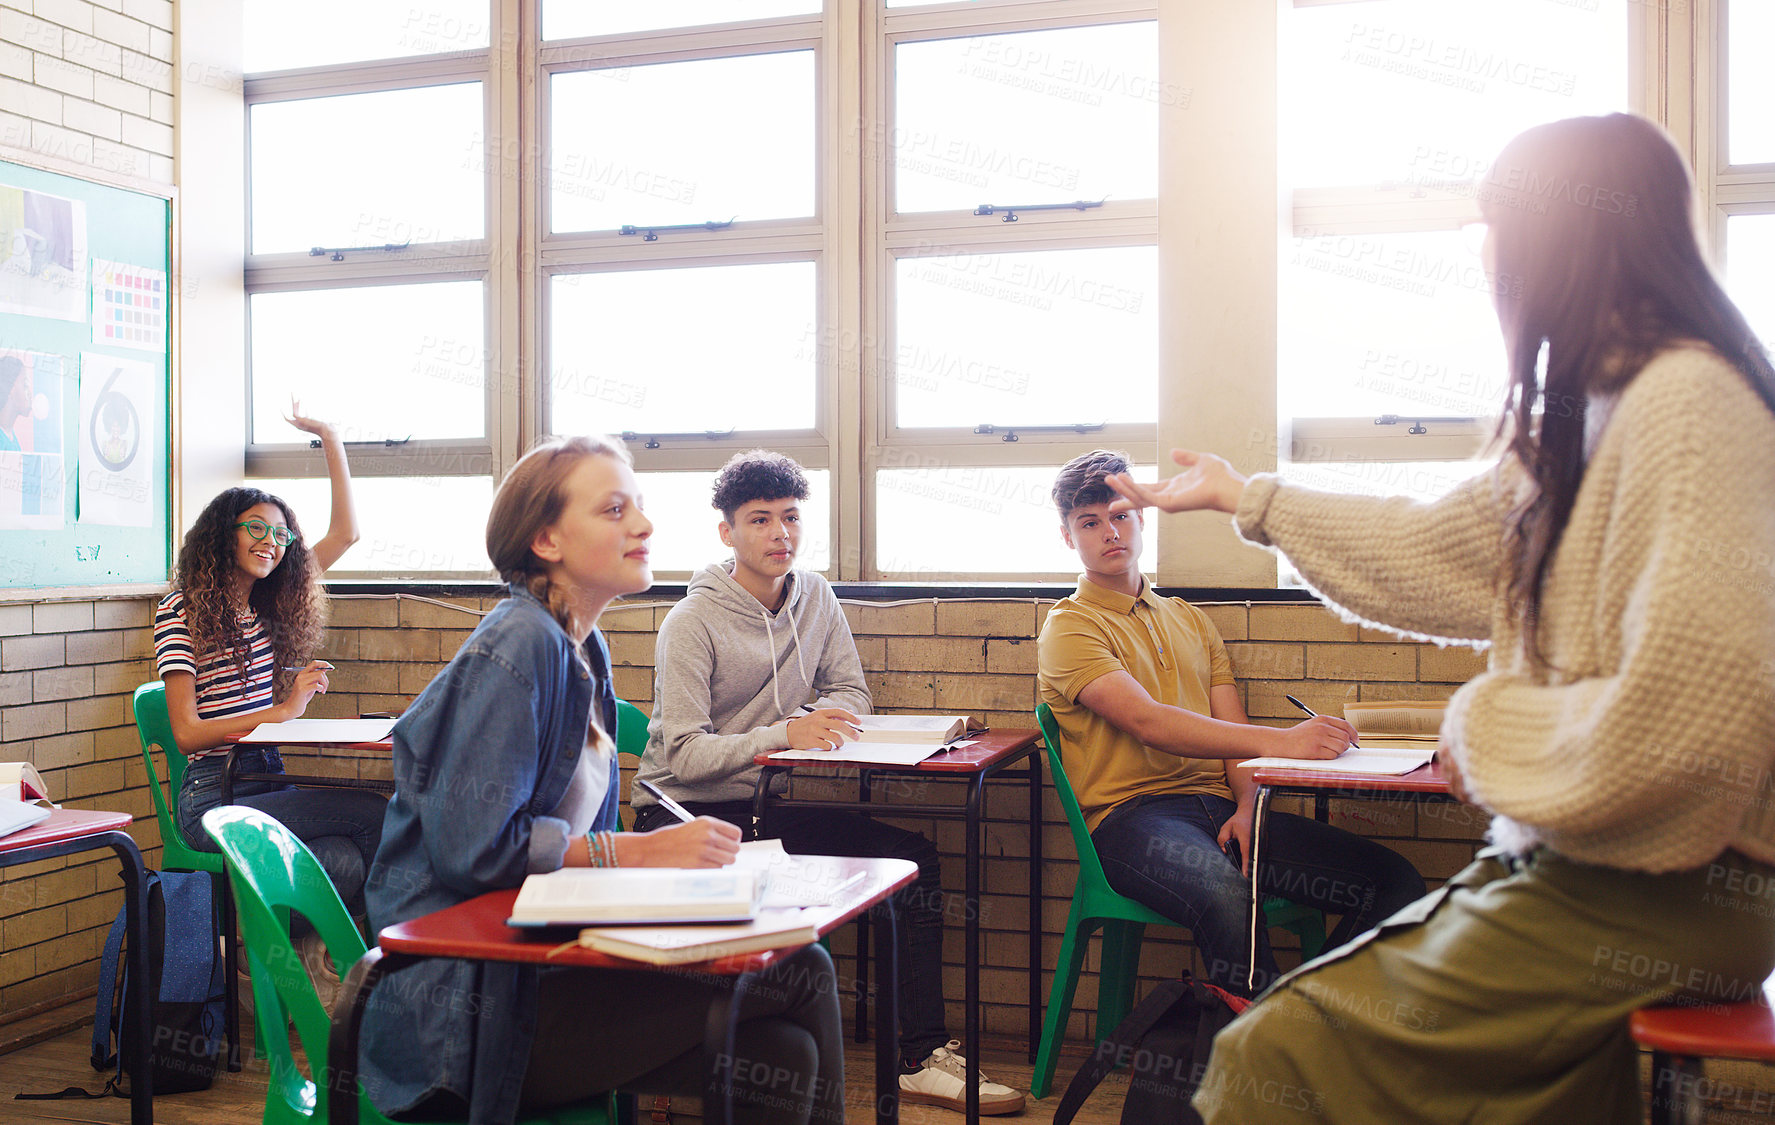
1235, 345, 1775, 873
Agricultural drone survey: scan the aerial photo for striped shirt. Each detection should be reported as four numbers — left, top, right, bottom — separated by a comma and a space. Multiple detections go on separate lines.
153, 589, 275, 763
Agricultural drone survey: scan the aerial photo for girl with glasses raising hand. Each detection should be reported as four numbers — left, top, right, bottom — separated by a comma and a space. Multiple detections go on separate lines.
152, 401, 385, 998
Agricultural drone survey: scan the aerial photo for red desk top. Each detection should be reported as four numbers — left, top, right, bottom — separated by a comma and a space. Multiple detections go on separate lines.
0, 807, 134, 854
379, 855, 918, 973
1632, 979, 1775, 1060
751, 727, 1039, 774
1249, 761, 1451, 796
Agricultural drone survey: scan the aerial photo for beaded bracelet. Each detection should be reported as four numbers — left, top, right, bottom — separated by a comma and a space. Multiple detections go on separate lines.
587, 829, 620, 868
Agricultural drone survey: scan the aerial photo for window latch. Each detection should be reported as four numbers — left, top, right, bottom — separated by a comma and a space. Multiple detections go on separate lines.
620, 429, 736, 450
308, 242, 411, 262
974, 421, 1106, 443
1374, 414, 1477, 436
973, 199, 1105, 223
618, 218, 737, 242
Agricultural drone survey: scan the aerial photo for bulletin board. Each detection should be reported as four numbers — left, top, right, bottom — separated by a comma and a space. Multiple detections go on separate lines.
0, 154, 171, 588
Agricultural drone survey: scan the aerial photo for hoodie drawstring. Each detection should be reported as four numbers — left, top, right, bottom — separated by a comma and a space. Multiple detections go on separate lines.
759, 592, 812, 717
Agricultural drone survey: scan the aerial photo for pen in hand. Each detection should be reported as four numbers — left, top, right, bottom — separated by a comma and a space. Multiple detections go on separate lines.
1284, 694, 1359, 749
635, 778, 697, 824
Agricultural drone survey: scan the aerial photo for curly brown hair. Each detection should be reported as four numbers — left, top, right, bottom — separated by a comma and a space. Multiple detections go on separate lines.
174, 487, 327, 699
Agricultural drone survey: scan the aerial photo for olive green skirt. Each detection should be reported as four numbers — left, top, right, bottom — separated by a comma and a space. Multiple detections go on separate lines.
1195, 846, 1775, 1124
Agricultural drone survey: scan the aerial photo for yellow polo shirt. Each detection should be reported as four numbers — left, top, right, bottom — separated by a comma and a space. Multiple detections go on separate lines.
1038, 575, 1236, 831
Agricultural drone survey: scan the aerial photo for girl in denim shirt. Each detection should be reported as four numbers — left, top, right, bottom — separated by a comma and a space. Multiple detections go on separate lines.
361, 434, 846, 1124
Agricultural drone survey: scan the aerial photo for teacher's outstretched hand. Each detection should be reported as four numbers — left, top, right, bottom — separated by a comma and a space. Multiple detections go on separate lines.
1106, 448, 1248, 515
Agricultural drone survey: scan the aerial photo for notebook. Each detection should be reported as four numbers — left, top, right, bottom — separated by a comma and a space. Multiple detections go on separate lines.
1234, 700, 1445, 776
576, 911, 822, 966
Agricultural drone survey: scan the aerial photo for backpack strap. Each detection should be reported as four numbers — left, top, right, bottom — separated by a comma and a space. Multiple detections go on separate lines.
1051, 979, 1191, 1125
89, 897, 129, 1072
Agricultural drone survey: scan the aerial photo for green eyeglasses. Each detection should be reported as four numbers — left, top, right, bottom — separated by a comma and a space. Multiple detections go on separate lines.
235, 518, 296, 547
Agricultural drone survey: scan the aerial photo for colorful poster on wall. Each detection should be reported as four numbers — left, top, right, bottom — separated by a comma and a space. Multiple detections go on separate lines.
0, 186, 87, 322
90, 259, 167, 351
0, 349, 66, 530
77, 353, 154, 528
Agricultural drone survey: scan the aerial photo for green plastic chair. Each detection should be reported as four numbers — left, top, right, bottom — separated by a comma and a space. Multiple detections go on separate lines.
1029, 703, 1327, 1099
613, 698, 650, 759
133, 680, 252, 1067
201, 805, 615, 1125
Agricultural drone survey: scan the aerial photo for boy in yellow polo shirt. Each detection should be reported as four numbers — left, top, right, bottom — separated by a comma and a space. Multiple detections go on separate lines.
1037, 450, 1424, 995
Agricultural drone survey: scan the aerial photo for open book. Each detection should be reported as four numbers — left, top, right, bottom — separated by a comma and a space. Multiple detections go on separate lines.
852, 715, 980, 745
1235, 701, 1446, 777
577, 911, 822, 966
508, 868, 766, 927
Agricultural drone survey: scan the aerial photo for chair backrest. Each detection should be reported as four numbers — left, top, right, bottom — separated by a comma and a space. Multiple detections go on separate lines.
133, 680, 216, 872
1035, 703, 1114, 890
614, 698, 649, 758
202, 805, 368, 1124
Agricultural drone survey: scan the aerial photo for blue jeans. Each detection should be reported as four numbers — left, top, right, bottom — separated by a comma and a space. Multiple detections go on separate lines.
634, 799, 949, 1064
1091, 792, 1426, 996
177, 747, 388, 916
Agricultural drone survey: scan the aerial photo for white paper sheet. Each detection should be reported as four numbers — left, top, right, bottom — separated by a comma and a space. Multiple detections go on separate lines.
238, 717, 398, 744
768, 743, 939, 767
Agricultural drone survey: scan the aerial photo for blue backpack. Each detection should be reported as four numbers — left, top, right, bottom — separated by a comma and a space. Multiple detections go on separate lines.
87, 869, 227, 1094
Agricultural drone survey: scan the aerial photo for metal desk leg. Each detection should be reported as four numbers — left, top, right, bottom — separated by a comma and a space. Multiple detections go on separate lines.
330, 946, 412, 1125
703, 972, 750, 1125
1027, 752, 1042, 1063
875, 895, 901, 1125
222, 746, 238, 805
104, 832, 153, 1125
1246, 785, 1274, 995
965, 776, 984, 1123
855, 773, 873, 1043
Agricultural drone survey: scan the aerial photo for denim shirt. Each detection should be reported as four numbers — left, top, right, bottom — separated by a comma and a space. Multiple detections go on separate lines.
359, 585, 619, 1124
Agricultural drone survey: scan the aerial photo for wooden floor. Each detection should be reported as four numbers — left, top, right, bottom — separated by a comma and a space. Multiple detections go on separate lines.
7, 1008, 1774, 1123
0, 1011, 1127, 1125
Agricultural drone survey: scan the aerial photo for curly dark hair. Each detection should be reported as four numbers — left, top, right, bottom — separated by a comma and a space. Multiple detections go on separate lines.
1050, 449, 1132, 521
174, 487, 326, 699
710, 449, 809, 523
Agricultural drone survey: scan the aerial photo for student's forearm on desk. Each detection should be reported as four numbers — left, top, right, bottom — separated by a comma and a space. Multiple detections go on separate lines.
162, 673, 303, 753
1079, 674, 1284, 760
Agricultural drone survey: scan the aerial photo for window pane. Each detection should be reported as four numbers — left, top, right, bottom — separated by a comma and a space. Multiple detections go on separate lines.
875, 464, 1155, 576
244, 1, 489, 72
1280, 230, 1506, 419
894, 246, 1156, 428
1274, 460, 1493, 583
893, 23, 1160, 214
250, 282, 485, 443
1283, 0, 1628, 189
636, 469, 831, 575
1729, 0, 1775, 165
550, 263, 816, 433
250, 85, 484, 255
1728, 213, 1775, 357
252, 476, 495, 574
543, 1, 818, 40
550, 53, 814, 233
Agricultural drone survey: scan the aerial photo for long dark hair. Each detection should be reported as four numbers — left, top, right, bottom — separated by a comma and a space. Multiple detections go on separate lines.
1482, 114, 1775, 655
175, 487, 326, 697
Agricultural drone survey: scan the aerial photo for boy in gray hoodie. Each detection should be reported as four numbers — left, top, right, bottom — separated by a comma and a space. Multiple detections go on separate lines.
633, 449, 1025, 1116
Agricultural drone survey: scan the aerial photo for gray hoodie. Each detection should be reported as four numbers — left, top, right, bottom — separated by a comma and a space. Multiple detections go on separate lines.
634, 563, 872, 806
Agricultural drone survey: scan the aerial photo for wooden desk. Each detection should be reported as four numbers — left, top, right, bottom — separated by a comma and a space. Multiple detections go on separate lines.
1, 808, 152, 1125
749, 728, 1044, 1125
329, 855, 919, 1125
1244, 763, 1455, 992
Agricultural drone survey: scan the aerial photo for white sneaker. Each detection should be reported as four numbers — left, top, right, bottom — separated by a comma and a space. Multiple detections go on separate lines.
899, 1040, 1026, 1115
295, 932, 342, 1015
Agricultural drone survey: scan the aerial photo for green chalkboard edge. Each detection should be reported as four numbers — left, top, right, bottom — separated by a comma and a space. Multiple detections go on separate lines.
0, 140, 179, 597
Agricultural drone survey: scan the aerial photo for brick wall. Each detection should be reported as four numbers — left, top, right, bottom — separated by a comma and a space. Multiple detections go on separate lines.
0, 0, 175, 181
0, 588, 1490, 1035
